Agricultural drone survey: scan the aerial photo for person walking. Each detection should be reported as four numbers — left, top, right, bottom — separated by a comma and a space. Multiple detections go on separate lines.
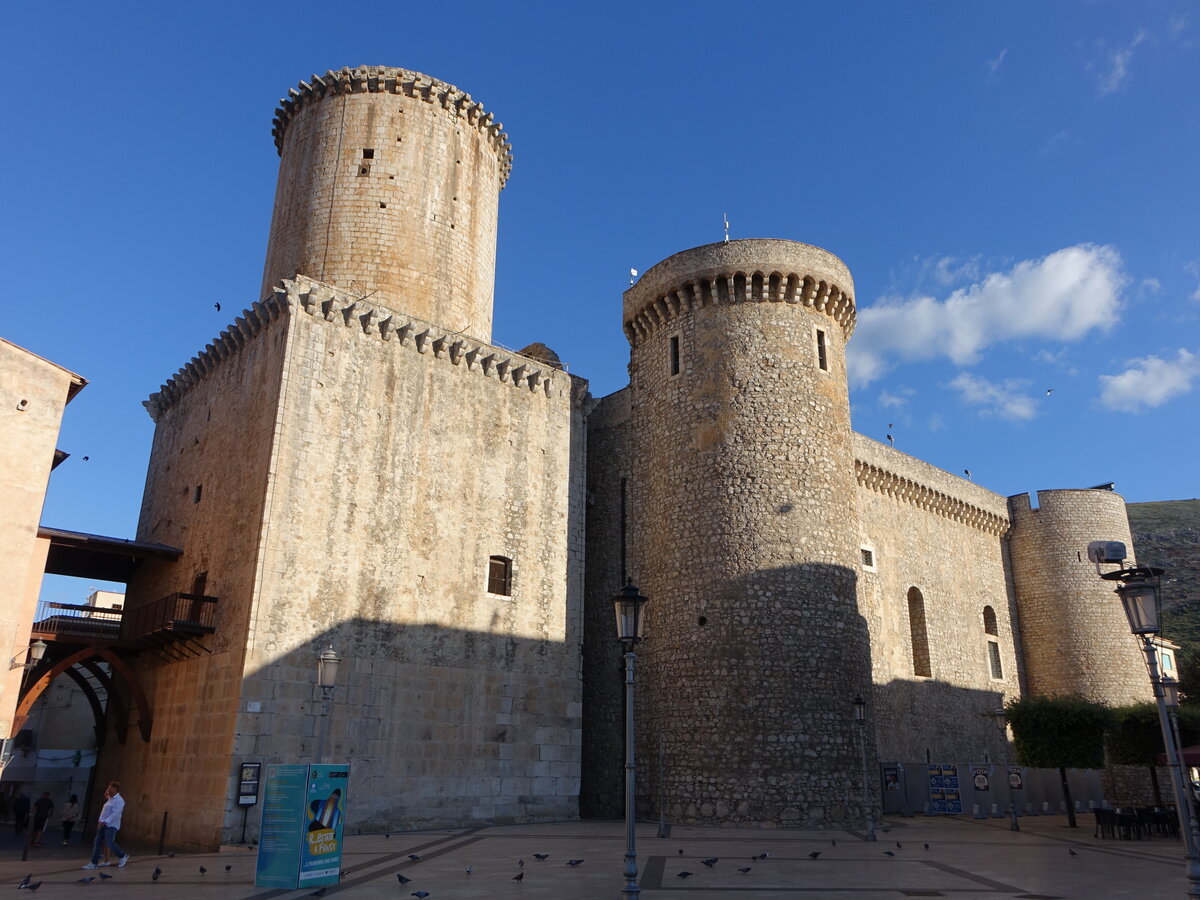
30, 792, 53, 846
11, 793, 30, 835
61, 795, 81, 845
83, 782, 128, 870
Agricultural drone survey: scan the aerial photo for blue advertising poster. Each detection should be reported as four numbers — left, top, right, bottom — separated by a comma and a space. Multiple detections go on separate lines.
927, 764, 963, 814
300, 765, 349, 888
254, 763, 349, 889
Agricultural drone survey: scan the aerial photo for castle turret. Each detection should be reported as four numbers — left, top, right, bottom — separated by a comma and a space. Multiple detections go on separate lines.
261, 65, 511, 341
1009, 489, 1150, 705
622, 239, 872, 827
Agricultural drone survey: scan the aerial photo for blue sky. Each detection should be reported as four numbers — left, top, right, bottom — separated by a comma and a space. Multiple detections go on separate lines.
5, 2, 1198, 601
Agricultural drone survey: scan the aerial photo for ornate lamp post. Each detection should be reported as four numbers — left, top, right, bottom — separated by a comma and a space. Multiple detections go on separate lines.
613, 581, 647, 899
1101, 566, 1200, 897
852, 695, 877, 841
314, 645, 341, 764
991, 707, 1020, 831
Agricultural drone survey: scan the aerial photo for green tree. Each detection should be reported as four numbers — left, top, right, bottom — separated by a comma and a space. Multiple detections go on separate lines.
1108, 703, 1171, 806
1005, 695, 1110, 827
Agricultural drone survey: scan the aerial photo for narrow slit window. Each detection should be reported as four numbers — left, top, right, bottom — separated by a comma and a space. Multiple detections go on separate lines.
488, 556, 512, 596
816, 329, 828, 371
907, 587, 931, 677
669, 335, 680, 376
193, 484, 203, 504
988, 640, 1004, 679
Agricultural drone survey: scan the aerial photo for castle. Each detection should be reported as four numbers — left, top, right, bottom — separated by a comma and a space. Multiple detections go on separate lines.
12, 65, 1153, 848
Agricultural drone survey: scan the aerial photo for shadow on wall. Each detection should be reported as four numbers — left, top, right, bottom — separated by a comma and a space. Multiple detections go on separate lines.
88, 619, 581, 849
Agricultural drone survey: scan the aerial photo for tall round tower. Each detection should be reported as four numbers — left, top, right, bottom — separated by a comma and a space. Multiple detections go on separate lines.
624, 239, 873, 827
1008, 488, 1151, 705
261, 66, 512, 341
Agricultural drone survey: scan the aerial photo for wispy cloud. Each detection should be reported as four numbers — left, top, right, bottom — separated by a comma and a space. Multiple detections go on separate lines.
1099, 349, 1200, 411
1186, 262, 1200, 301
948, 373, 1038, 420
878, 387, 915, 409
1096, 30, 1150, 97
1040, 130, 1074, 155
848, 244, 1127, 385
986, 48, 1008, 77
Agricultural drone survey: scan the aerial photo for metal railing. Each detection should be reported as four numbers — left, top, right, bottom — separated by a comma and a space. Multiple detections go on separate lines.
121, 592, 217, 639
32, 601, 122, 640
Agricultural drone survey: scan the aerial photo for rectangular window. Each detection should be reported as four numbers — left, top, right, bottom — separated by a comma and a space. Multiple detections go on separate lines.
488, 556, 512, 596
669, 335, 680, 376
860, 548, 874, 568
988, 640, 1004, 679
816, 329, 828, 371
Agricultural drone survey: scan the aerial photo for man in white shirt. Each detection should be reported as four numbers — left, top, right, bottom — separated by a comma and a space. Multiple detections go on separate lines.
82, 782, 128, 869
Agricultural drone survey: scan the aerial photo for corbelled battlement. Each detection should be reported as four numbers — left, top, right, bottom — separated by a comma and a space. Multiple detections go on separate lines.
622, 239, 856, 345
271, 65, 513, 187
145, 277, 563, 421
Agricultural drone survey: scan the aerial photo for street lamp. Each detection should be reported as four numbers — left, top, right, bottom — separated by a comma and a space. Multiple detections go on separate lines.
852, 695, 877, 841
314, 645, 341, 765
1101, 566, 1200, 897
9, 640, 47, 670
992, 707, 1020, 831
613, 580, 647, 900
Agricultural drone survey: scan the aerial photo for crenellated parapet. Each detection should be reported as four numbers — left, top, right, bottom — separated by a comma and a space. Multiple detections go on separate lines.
622, 239, 855, 346
145, 276, 565, 422
853, 437, 1010, 536
271, 65, 513, 187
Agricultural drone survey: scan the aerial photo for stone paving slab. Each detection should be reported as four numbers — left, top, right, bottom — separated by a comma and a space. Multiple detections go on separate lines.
0, 814, 1186, 899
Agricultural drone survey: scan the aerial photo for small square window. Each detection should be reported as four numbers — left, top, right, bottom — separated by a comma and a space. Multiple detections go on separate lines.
861, 548, 874, 568
362, 148, 375, 159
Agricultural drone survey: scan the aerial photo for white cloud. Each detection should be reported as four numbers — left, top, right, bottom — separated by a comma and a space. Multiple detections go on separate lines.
878, 387, 914, 409
848, 244, 1126, 385
948, 373, 1038, 421
1186, 262, 1200, 301
1098, 349, 1200, 412
1096, 30, 1149, 97
986, 48, 1008, 76
1040, 130, 1074, 155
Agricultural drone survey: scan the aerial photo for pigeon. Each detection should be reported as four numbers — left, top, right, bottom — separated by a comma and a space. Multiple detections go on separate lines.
896, 842, 902, 849
385, 833, 390, 839
566, 859, 584, 867
411, 893, 430, 899
226, 865, 232, 872
18, 874, 31, 888
677, 871, 693, 878
831, 839, 837, 846
199, 866, 207, 874
752, 852, 770, 861
98, 872, 113, 880
152, 867, 162, 881
738, 866, 751, 874
533, 853, 549, 861
465, 865, 473, 874
310, 889, 327, 898
809, 851, 822, 860
408, 854, 421, 862
964, 469, 972, 480
215, 303, 222, 312
924, 844, 930, 851
78, 877, 95, 884
512, 872, 524, 882
1046, 388, 1054, 396
1069, 848, 1078, 857
883, 851, 895, 857
701, 857, 718, 868
678, 849, 684, 855
518, 858, 524, 867
397, 874, 412, 884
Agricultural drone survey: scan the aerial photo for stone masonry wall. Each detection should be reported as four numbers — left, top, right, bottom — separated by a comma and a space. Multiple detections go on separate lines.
1009, 489, 1151, 706
853, 435, 1023, 764
261, 66, 508, 343
622, 240, 872, 828
230, 276, 586, 835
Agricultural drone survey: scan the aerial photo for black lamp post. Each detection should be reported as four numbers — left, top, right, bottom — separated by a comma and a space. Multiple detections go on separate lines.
314, 645, 341, 764
613, 581, 647, 900
1101, 566, 1200, 897
851, 695, 877, 841
992, 707, 1020, 831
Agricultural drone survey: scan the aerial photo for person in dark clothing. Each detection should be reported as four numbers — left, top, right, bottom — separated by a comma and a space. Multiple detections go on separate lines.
31, 793, 53, 846
11, 793, 30, 835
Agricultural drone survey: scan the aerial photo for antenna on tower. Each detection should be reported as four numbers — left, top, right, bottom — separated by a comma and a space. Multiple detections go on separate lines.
723, 213, 730, 243
629, 268, 638, 286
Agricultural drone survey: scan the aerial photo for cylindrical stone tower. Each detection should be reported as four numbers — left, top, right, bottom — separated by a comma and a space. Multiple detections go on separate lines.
261, 65, 512, 341
624, 239, 874, 827
1008, 488, 1151, 705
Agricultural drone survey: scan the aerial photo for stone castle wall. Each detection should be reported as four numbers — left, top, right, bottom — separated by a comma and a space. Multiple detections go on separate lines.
1009, 489, 1151, 706
619, 240, 872, 828
227, 276, 586, 835
261, 66, 510, 343
852, 435, 1023, 764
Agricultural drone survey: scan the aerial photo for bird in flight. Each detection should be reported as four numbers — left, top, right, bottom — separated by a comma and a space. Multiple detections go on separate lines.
1045, 388, 1053, 396
215, 303, 222, 312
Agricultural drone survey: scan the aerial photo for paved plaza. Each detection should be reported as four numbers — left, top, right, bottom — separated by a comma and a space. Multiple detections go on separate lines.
0, 813, 1187, 899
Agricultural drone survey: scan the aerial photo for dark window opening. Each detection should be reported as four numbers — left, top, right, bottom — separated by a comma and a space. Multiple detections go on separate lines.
988, 640, 1004, 679
983, 605, 998, 635
861, 548, 874, 568
193, 484, 203, 504
488, 556, 512, 596
907, 587, 932, 677
669, 335, 680, 376
816, 329, 828, 371
362, 148, 375, 159
358, 164, 371, 176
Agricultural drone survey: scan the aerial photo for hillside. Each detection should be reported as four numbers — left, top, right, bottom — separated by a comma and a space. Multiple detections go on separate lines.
1127, 499, 1200, 651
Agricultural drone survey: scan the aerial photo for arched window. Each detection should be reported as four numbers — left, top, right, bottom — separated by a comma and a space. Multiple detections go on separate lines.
907, 587, 932, 677
487, 556, 512, 596
983, 606, 998, 636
